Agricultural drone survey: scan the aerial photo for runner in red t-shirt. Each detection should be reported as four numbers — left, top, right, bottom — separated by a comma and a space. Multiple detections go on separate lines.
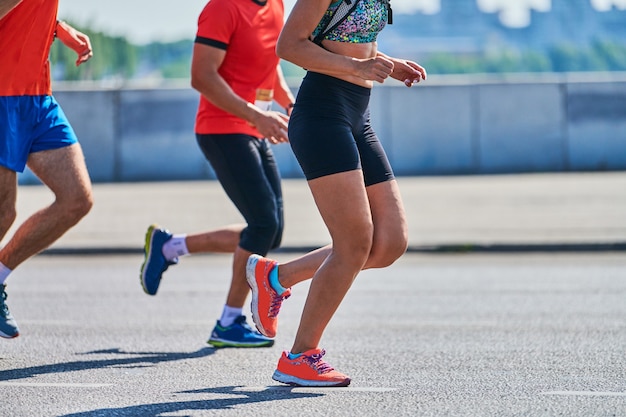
140, 0, 296, 348
0, 0, 95, 339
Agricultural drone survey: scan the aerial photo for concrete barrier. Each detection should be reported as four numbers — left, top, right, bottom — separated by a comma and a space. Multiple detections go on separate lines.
567, 81, 626, 171
18, 73, 626, 184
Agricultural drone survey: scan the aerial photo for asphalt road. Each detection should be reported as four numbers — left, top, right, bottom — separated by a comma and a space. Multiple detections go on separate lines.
1, 252, 625, 416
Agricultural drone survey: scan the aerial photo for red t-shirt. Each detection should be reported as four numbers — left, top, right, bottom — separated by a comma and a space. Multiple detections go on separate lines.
0, 0, 58, 96
194, 0, 284, 136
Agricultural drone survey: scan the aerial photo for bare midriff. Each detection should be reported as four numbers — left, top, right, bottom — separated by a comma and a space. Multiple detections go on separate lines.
320, 40, 378, 88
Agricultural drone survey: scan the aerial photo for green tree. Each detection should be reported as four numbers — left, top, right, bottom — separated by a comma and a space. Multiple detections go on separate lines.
592, 39, 626, 71
50, 23, 138, 81
139, 40, 193, 79
49, 25, 626, 80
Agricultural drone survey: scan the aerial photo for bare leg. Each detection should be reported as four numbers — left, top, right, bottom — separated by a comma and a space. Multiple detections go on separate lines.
181, 226, 250, 309
185, 224, 244, 254
224, 246, 252, 308
277, 245, 331, 288
277, 179, 408, 289
0, 167, 18, 243
291, 171, 373, 353
363, 179, 408, 268
0, 144, 92, 269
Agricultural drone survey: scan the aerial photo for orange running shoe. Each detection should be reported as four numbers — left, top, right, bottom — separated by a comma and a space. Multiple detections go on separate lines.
272, 349, 351, 387
246, 254, 291, 338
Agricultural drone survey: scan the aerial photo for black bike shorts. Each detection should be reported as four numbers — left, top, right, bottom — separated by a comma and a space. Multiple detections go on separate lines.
288, 71, 394, 187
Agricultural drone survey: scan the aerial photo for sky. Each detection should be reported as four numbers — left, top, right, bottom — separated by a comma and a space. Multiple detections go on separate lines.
57, 0, 626, 44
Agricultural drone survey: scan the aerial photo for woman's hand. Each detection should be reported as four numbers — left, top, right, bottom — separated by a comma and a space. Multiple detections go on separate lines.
390, 58, 427, 87
354, 55, 395, 83
354, 54, 427, 87
375, 51, 427, 87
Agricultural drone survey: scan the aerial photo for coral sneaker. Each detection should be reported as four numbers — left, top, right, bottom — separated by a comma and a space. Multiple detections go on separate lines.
246, 254, 291, 338
272, 349, 351, 387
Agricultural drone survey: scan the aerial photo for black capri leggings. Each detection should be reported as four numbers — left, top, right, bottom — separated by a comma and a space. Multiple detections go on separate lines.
288, 71, 395, 187
196, 133, 284, 255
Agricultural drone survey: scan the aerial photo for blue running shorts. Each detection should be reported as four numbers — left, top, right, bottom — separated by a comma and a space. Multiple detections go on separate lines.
0, 95, 78, 172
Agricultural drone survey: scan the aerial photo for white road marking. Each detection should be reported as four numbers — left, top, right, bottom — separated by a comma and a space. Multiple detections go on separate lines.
541, 391, 626, 397
0, 382, 113, 388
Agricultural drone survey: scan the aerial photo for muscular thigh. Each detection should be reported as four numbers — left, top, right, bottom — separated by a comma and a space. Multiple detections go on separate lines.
0, 166, 17, 203
308, 170, 373, 246
0, 165, 17, 233
366, 179, 407, 236
27, 143, 92, 200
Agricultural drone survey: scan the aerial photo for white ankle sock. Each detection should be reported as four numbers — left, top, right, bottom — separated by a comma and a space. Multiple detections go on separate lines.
0, 262, 11, 285
162, 234, 189, 261
219, 305, 243, 327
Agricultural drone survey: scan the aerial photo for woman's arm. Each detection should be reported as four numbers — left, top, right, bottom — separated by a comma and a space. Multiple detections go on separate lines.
276, 0, 394, 84
0, 0, 22, 20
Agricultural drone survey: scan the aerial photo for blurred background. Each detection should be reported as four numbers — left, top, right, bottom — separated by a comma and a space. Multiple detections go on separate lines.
55, 0, 626, 82
26, 0, 625, 183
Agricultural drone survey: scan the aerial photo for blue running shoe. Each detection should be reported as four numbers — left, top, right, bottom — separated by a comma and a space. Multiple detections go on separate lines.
140, 224, 178, 295
207, 315, 274, 348
0, 285, 19, 339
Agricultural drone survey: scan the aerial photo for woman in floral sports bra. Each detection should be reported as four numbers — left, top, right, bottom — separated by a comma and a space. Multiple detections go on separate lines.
312, 0, 389, 44
244, 0, 427, 387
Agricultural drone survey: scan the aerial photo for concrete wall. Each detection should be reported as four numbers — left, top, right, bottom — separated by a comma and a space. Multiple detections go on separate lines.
19, 73, 626, 184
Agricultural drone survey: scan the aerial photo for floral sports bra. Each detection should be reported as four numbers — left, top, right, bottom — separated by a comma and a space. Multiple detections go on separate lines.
311, 0, 390, 44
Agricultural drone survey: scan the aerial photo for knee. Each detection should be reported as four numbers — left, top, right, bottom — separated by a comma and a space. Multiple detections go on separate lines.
336, 222, 374, 266
353, 237, 375, 266
244, 214, 282, 254
262, 214, 282, 245
0, 202, 17, 233
76, 192, 94, 219
62, 189, 93, 222
269, 222, 284, 250
366, 229, 408, 269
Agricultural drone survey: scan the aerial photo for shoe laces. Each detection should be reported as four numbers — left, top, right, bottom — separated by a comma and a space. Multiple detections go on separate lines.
0, 289, 9, 318
233, 315, 253, 331
268, 289, 290, 318
303, 349, 335, 374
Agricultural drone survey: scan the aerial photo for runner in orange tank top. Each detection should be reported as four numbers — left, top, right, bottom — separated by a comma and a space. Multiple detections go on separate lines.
0, 0, 95, 339
139, 0, 296, 349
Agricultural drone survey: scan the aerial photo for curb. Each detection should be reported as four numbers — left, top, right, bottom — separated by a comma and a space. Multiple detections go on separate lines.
39, 242, 626, 256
